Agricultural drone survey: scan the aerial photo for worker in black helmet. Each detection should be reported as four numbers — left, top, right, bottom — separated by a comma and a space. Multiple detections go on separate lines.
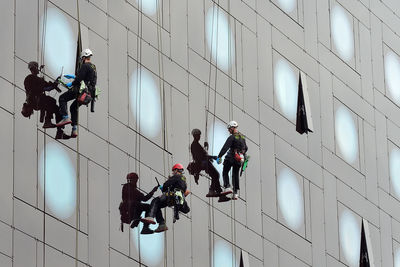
141, 164, 190, 232
119, 172, 161, 234
216, 121, 248, 200
22, 61, 69, 139
189, 128, 230, 202
56, 48, 97, 138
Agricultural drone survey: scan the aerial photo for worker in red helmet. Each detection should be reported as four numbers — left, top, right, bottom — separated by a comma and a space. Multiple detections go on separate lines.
119, 172, 160, 234
141, 163, 190, 232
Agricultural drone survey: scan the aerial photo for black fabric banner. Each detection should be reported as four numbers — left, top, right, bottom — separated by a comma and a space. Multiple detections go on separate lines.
359, 220, 370, 267
75, 29, 82, 76
296, 73, 309, 134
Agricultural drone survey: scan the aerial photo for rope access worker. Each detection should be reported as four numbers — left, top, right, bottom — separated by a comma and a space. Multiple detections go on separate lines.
141, 164, 190, 232
188, 129, 230, 202
56, 48, 97, 138
216, 121, 248, 200
119, 172, 161, 234
22, 61, 69, 139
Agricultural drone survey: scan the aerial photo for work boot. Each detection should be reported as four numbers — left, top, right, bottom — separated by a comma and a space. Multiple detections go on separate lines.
154, 223, 168, 233
206, 189, 219, 198
56, 117, 72, 127
218, 195, 231, 202
141, 217, 156, 225
55, 129, 71, 140
42, 119, 56, 129
140, 226, 154, 235
71, 128, 78, 138
232, 192, 239, 200
220, 186, 233, 196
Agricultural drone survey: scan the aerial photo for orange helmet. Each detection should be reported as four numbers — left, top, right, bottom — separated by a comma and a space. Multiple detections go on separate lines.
172, 163, 184, 172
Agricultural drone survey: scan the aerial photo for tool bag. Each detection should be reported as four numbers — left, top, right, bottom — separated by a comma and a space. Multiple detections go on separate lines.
77, 81, 93, 105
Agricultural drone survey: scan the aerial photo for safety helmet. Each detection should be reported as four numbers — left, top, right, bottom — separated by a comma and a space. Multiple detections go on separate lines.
126, 172, 139, 183
172, 163, 184, 172
28, 61, 39, 71
81, 48, 93, 58
191, 128, 201, 136
227, 120, 238, 129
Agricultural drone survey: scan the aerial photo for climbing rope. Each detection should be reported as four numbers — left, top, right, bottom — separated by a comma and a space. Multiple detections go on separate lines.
204, 2, 222, 266
75, 0, 82, 266
134, 0, 144, 262
40, 2, 48, 266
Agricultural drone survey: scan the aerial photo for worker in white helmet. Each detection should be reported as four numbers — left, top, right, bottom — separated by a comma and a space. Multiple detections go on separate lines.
216, 121, 248, 200
56, 48, 97, 138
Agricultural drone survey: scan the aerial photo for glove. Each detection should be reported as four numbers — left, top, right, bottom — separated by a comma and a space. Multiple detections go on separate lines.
64, 74, 75, 79
66, 82, 73, 88
158, 185, 163, 190
216, 157, 222, 164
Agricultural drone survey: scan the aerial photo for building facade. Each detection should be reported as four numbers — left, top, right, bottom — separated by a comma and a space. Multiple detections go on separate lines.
1, 0, 400, 266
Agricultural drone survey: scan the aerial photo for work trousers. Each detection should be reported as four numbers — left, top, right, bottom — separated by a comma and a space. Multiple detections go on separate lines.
222, 159, 241, 191
31, 95, 62, 122
59, 89, 80, 126
149, 194, 190, 224
200, 160, 222, 193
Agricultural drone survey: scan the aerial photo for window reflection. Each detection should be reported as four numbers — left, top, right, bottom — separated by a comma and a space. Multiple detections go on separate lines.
129, 67, 162, 139
274, 58, 298, 120
42, 8, 76, 78
277, 168, 304, 230
331, 5, 354, 62
339, 209, 360, 267
39, 142, 76, 219
206, 6, 235, 72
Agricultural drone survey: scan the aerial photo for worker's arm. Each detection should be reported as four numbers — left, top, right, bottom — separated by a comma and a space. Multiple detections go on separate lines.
161, 179, 173, 192
218, 135, 233, 158
142, 186, 158, 201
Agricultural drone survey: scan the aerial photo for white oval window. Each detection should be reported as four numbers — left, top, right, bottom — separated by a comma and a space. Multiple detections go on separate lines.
208, 120, 230, 180
277, 0, 296, 13
39, 142, 76, 219
274, 58, 298, 120
395, 248, 400, 267
335, 106, 358, 164
131, 212, 164, 266
213, 239, 235, 267
42, 8, 76, 78
277, 168, 304, 230
339, 209, 360, 267
129, 67, 162, 139
390, 147, 400, 198
331, 5, 354, 62
136, 0, 158, 16
385, 51, 400, 105
206, 7, 235, 72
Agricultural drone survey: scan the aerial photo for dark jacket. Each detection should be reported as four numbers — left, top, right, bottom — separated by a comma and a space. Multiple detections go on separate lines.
24, 74, 55, 101
217, 132, 248, 160
191, 141, 210, 163
72, 62, 97, 89
162, 174, 187, 193
122, 183, 153, 204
